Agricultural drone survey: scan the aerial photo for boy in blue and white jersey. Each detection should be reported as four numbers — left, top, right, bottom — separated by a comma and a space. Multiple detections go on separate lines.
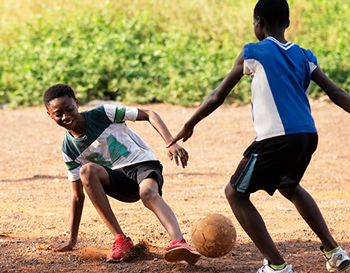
43, 84, 200, 265
244, 37, 318, 141
167, 0, 350, 272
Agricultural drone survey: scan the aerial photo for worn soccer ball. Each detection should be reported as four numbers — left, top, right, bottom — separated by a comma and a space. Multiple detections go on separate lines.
191, 213, 236, 258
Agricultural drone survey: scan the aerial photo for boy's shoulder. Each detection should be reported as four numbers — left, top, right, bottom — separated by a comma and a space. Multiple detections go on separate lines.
244, 38, 317, 63
86, 104, 129, 123
244, 37, 297, 53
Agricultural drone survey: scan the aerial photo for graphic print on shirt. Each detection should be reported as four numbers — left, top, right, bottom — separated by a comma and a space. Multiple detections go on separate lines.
86, 135, 130, 168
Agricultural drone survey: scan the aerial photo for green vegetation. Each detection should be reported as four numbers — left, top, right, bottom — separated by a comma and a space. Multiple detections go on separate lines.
0, 0, 349, 107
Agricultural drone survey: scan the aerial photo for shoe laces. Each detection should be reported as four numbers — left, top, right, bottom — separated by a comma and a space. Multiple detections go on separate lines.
112, 238, 126, 250
257, 265, 269, 273
257, 262, 289, 273
170, 238, 185, 246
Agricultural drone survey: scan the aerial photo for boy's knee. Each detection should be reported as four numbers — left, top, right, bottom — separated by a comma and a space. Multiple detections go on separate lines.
279, 185, 298, 200
225, 183, 234, 200
80, 163, 97, 185
140, 187, 159, 207
80, 163, 94, 174
225, 183, 241, 203
225, 183, 251, 206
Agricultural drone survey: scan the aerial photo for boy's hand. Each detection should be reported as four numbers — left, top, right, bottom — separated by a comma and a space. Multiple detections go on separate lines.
167, 143, 189, 168
166, 126, 194, 148
49, 240, 75, 252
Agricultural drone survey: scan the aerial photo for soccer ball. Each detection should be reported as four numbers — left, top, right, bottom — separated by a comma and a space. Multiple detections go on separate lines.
191, 213, 236, 258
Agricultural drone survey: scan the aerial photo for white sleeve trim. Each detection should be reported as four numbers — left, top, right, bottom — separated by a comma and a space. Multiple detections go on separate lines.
104, 104, 116, 123
123, 106, 138, 122
67, 166, 81, 181
309, 62, 318, 73
243, 59, 255, 76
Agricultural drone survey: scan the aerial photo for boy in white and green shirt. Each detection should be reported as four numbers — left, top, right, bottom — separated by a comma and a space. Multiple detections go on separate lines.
44, 83, 200, 265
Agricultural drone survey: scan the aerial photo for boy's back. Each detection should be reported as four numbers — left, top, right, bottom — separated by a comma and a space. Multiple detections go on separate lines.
244, 37, 317, 140
167, 0, 350, 271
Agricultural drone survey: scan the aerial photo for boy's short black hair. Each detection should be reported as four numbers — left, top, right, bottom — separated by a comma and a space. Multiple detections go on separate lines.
43, 84, 76, 109
254, 0, 289, 27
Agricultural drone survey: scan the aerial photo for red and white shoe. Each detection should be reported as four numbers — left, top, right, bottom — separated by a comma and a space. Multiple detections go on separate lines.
162, 238, 200, 265
106, 234, 134, 263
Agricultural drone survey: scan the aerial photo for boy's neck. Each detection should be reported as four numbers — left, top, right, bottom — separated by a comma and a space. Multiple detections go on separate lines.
69, 112, 86, 138
266, 33, 287, 44
260, 17, 288, 44
265, 27, 288, 44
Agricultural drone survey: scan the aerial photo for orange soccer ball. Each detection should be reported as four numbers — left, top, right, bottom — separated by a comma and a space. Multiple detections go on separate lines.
191, 213, 236, 258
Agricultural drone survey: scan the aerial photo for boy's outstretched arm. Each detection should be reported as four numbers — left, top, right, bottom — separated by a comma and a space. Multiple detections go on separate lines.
167, 51, 244, 147
311, 67, 350, 112
50, 179, 85, 251
136, 109, 189, 168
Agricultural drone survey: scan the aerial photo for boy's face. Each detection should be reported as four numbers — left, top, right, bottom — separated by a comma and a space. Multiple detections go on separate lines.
47, 95, 79, 131
253, 16, 264, 41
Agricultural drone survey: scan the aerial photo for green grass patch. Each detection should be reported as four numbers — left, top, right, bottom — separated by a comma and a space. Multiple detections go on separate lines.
0, 0, 349, 107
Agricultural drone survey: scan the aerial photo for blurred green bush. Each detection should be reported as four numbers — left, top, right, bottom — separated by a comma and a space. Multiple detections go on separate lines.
0, 0, 349, 107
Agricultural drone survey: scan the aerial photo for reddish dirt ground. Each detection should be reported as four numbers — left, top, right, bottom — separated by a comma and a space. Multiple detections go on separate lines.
0, 98, 350, 272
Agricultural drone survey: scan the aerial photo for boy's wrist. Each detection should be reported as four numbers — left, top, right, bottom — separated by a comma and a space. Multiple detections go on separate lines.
185, 121, 195, 130
165, 136, 174, 145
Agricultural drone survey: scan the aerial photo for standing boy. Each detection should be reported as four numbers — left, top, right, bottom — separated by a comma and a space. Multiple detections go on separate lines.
43, 83, 200, 265
167, 0, 350, 272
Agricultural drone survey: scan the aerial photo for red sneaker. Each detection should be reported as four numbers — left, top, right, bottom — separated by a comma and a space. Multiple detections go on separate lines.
106, 234, 134, 263
162, 238, 201, 265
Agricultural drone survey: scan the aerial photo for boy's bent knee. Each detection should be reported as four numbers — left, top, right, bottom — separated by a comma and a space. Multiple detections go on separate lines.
140, 187, 159, 207
225, 183, 235, 200
278, 185, 298, 200
80, 163, 96, 177
80, 163, 107, 188
225, 183, 248, 202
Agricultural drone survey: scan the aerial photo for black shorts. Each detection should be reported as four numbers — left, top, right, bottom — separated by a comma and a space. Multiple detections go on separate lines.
102, 160, 164, 203
230, 133, 318, 196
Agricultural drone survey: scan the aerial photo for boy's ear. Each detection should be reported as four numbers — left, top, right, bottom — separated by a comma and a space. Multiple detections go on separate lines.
286, 19, 290, 29
257, 16, 264, 28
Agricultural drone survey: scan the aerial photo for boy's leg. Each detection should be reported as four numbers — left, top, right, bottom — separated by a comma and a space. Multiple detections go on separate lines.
139, 177, 182, 240
278, 185, 338, 251
80, 163, 135, 263
79, 163, 124, 237
139, 177, 200, 265
279, 185, 350, 272
225, 183, 285, 266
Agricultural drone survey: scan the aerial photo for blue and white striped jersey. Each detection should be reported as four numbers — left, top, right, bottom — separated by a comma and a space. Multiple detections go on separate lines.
243, 37, 318, 141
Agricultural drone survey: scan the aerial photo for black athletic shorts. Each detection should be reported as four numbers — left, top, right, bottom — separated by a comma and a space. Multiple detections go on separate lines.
102, 160, 164, 203
230, 133, 318, 196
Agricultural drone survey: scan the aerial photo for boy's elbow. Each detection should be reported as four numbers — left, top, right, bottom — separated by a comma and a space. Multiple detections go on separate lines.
149, 110, 159, 119
210, 89, 226, 105
137, 108, 156, 121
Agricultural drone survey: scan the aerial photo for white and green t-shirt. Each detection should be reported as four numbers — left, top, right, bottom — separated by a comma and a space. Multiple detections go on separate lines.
61, 105, 157, 181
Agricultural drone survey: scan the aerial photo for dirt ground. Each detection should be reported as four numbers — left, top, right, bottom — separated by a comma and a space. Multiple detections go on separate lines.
0, 98, 350, 273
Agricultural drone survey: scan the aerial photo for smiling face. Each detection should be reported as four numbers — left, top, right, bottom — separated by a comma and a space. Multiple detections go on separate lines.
47, 95, 80, 131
